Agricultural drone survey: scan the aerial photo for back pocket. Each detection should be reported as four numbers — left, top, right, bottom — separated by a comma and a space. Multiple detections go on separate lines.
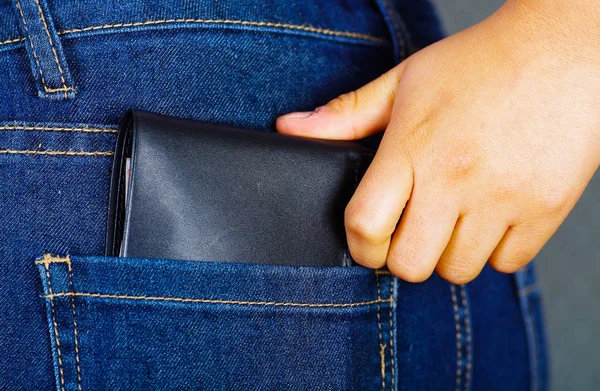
35, 254, 396, 391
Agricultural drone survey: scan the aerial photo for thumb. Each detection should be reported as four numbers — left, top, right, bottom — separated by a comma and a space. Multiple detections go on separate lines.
276, 61, 407, 140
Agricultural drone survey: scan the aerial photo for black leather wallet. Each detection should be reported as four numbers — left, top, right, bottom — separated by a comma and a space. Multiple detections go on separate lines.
106, 110, 374, 267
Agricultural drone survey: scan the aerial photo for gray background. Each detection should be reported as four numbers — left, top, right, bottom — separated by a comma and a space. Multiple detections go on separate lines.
429, 1, 600, 390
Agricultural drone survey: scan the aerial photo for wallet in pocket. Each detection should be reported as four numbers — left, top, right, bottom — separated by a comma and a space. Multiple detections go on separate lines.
105, 110, 374, 267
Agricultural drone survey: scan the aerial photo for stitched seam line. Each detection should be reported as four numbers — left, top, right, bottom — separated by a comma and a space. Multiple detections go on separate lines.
518, 284, 538, 297
460, 285, 472, 391
59, 19, 387, 43
33, 0, 70, 98
0, 149, 114, 156
451, 284, 462, 391
389, 278, 395, 390
14, 0, 74, 95
380, 0, 406, 60
528, 299, 539, 391
43, 292, 393, 308
15, 0, 47, 90
64, 256, 83, 391
0, 37, 25, 46
0, 125, 117, 133
376, 274, 386, 390
519, 268, 540, 391
0, 19, 388, 49
43, 259, 66, 391
36, 256, 70, 265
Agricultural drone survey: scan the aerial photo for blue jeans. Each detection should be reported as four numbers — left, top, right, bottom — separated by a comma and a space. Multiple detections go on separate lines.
0, 0, 548, 389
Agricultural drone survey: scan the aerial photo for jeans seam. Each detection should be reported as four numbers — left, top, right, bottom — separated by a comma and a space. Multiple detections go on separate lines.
14, 0, 74, 95
0, 149, 114, 156
380, 0, 406, 60
0, 36, 25, 46
524, 302, 539, 391
14, 0, 47, 91
518, 284, 538, 297
43, 260, 66, 391
376, 273, 386, 390
388, 277, 395, 390
65, 256, 83, 391
0, 125, 117, 133
33, 0, 70, 97
460, 285, 472, 391
517, 265, 540, 391
42, 291, 393, 308
0, 18, 389, 50
451, 284, 463, 391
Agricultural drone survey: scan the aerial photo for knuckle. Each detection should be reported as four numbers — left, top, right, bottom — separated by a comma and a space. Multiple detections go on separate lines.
435, 140, 485, 183
387, 247, 434, 283
535, 184, 570, 214
488, 258, 525, 274
436, 261, 480, 285
328, 90, 359, 114
345, 208, 385, 244
387, 259, 432, 283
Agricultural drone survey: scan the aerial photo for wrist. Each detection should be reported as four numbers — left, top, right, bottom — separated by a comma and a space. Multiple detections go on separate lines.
489, 0, 600, 67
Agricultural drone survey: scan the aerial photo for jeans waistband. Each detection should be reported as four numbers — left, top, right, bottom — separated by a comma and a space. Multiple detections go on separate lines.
1, 0, 411, 101
0, 0, 395, 50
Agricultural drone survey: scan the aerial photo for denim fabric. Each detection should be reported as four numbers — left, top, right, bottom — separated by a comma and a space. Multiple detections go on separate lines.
0, 0, 548, 390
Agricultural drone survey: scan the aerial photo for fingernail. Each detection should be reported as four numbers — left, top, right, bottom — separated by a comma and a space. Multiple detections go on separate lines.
281, 106, 323, 119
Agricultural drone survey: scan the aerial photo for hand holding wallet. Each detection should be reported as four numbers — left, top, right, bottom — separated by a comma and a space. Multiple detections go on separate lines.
106, 110, 374, 267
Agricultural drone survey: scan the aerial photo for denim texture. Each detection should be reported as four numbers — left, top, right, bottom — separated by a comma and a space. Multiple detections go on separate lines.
0, 0, 547, 389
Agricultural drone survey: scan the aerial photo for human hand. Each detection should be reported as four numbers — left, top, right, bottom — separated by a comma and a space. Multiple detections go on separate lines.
276, 0, 600, 283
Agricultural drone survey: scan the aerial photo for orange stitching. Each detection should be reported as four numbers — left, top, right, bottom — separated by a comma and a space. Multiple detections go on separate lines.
0, 19, 388, 48
0, 125, 117, 133
36, 256, 70, 265
14, 0, 74, 96
43, 86, 76, 93
44, 291, 392, 308
379, 343, 387, 387
33, 0, 71, 98
14, 0, 47, 90
63, 256, 83, 391
59, 19, 387, 43
0, 149, 113, 156
460, 285, 472, 391
0, 37, 25, 46
42, 255, 66, 391
376, 273, 386, 390
389, 278, 395, 390
451, 284, 462, 391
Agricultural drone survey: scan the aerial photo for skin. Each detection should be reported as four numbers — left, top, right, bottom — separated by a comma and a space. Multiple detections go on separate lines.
276, 0, 600, 284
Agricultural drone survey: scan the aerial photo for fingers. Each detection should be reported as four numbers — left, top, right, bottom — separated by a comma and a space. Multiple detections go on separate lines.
436, 215, 509, 284
488, 221, 559, 273
275, 61, 408, 140
344, 140, 414, 268
385, 185, 460, 282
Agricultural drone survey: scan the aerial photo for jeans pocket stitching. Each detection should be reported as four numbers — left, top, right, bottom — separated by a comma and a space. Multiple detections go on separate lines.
65, 256, 83, 391
376, 273, 386, 390
43, 291, 390, 308
389, 276, 396, 390
42, 257, 67, 391
0, 149, 114, 156
0, 18, 390, 52
451, 284, 473, 391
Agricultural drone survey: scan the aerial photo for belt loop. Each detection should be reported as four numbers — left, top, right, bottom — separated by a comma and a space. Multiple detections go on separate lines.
373, 0, 413, 65
11, 0, 76, 100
